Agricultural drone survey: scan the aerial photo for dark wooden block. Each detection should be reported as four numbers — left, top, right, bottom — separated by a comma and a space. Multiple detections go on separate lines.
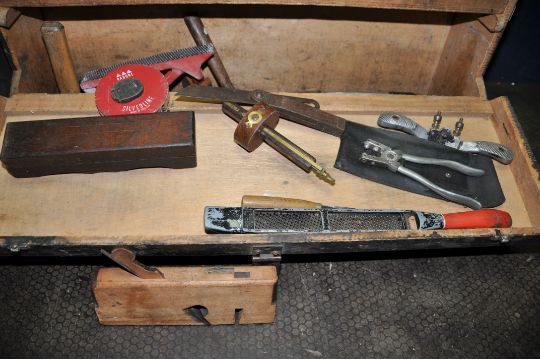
0, 112, 196, 177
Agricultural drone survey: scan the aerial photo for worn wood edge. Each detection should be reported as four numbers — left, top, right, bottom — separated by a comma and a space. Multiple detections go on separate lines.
476, 0, 517, 79
94, 266, 276, 326
475, 77, 488, 100
4, 92, 494, 117
0, 7, 20, 28
94, 313, 276, 325
96, 265, 277, 282
1, 228, 536, 246
478, 14, 505, 32
0, 96, 6, 129
1, 228, 536, 256
8, 50, 20, 95
0, 0, 506, 14
0, 28, 21, 95
490, 96, 540, 228
96, 278, 278, 287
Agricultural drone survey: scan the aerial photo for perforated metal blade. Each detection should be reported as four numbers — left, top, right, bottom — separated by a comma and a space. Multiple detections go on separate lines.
204, 207, 412, 234
81, 44, 214, 84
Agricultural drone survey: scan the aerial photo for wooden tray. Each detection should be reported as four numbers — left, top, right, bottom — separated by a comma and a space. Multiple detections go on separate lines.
0, 0, 537, 257
1, 92, 538, 256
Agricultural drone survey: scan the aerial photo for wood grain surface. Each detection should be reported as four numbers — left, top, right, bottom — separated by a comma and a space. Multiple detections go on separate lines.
2, 0, 508, 14
40, 21, 80, 93
3, 2, 514, 95
94, 265, 277, 325
0, 93, 533, 238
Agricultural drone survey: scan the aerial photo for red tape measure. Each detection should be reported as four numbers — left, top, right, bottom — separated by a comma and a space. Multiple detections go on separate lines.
95, 64, 169, 116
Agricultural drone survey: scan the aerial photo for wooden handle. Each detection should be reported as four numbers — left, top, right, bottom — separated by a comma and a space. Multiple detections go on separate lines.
184, 16, 234, 88
443, 209, 512, 229
41, 21, 80, 93
241, 195, 322, 209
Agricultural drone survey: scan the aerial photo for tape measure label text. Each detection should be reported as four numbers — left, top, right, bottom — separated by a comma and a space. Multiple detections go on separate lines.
121, 96, 155, 113
116, 70, 133, 81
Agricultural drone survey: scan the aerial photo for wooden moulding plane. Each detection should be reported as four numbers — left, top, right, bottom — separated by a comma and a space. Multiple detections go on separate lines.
93, 248, 277, 325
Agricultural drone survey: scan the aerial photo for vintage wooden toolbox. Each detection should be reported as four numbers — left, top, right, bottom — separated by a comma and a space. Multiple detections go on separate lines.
0, 0, 538, 259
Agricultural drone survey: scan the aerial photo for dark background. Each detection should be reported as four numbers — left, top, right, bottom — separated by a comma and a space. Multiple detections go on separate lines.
0, 0, 539, 358
485, 0, 540, 84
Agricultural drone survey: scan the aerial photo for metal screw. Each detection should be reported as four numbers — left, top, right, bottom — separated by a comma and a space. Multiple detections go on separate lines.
453, 118, 464, 136
432, 111, 442, 130
272, 251, 279, 256
445, 172, 452, 178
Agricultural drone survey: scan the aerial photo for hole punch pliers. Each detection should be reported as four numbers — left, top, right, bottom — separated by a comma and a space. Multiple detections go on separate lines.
360, 139, 485, 209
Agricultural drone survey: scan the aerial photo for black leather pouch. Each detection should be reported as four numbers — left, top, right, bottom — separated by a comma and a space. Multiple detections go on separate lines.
334, 122, 505, 208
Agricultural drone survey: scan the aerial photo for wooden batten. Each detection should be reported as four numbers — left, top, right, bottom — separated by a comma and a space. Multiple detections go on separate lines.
3, 92, 495, 117
490, 97, 540, 227
93, 265, 277, 325
0, 1, 509, 14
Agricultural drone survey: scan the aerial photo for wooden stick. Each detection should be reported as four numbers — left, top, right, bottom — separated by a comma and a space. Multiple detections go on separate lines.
184, 16, 233, 88
40, 21, 79, 93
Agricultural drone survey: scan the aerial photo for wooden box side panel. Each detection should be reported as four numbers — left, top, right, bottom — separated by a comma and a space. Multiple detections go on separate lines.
1, 9, 57, 94
428, 0, 517, 97
490, 96, 540, 227
93, 266, 277, 325
3, 1, 516, 96
5, 7, 454, 95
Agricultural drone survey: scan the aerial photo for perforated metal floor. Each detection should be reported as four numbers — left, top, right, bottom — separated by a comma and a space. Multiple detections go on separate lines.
0, 251, 539, 358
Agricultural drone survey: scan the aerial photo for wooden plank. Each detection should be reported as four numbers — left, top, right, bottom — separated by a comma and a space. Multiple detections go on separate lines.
3, 228, 534, 246
0, 105, 531, 238
428, 15, 495, 96
490, 97, 540, 227
44, 11, 451, 95
94, 265, 277, 325
4, 92, 495, 116
1, 227, 539, 257
2, 0, 508, 14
